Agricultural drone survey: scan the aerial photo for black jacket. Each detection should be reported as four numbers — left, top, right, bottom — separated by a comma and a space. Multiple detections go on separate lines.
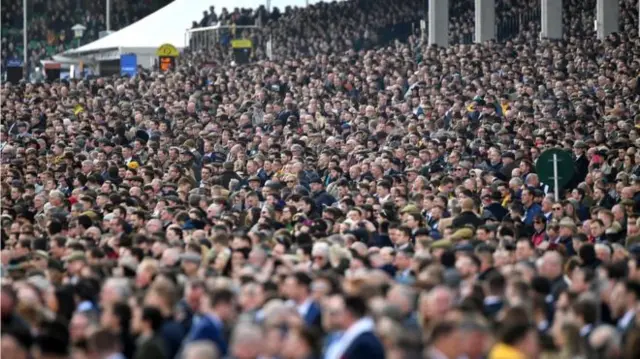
452, 211, 483, 229
134, 334, 167, 359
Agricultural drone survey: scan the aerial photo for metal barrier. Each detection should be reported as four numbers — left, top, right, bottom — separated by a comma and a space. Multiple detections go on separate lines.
497, 7, 541, 42
185, 24, 261, 55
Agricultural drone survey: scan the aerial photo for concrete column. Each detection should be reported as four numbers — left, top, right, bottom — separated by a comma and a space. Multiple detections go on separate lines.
596, 0, 619, 40
428, 0, 449, 47
541, 0, 562, 39
475, 0, 496, 43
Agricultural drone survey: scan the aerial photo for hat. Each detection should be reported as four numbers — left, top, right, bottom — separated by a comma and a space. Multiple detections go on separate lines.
621, 199, 635, 206
248, 175, 261, 183
33, 250, 49, 261
162, 182, 178, 189
573, 140, 588, 149
65, 251, 86, 263
309, 177, 323, 184
430, 239, 452, 250
180, 252, 202, 264
127, 161, 140, 170
450, 227, 474, 241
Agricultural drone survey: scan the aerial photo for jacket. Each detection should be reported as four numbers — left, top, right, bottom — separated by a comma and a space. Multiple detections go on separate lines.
452, 211, 482, 229
183, 313, 228, 357
312, 189, 336, 209
488, 343, 527, 359
134, 334, 167, 359
160, 318, 186, 359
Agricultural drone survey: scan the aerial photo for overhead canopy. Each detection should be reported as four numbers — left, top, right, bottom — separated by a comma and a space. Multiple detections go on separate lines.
64, 0, 343, 56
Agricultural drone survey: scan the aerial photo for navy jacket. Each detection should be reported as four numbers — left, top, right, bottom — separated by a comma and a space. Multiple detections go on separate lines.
484, 202, 508, 221
312, 190, 336, 209
303, 301, 323, 330
184, 314, 228, 357
160, 318, 186, 359
342, 332, 385, 359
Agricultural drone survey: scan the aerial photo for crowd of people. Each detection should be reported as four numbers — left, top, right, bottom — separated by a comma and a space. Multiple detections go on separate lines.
3, 0, 640, 359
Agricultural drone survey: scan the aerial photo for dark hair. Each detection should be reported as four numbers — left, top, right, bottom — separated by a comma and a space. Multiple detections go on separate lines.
429, 320, 459, 343
344, 295, 368, 318
291, 271, 313, 289
112, 301, 132, 333
87, 328, 121, 354
209, 288, 235, 307
141, 306, 164, 332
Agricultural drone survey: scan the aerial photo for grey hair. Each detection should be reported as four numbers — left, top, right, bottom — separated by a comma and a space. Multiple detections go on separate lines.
180, 341, 219, 359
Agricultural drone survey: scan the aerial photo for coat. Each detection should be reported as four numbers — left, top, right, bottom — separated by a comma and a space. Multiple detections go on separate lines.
183, 314, 228, 357
452, 211, 482, 229
134, 334, 167, 359
341, 332, 385, 359
160, 319, 186, 359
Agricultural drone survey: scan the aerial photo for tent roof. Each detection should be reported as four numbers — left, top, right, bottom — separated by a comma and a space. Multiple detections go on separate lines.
64, 0, 342, 56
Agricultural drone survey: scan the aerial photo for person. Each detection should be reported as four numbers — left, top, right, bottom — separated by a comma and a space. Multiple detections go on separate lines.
325, 295, 384, 359
87, 328, 127, 359
133, 306, 168, 359
183, 288, 235, 357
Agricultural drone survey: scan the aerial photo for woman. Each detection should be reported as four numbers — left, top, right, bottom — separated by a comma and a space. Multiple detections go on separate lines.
561, 200, 580, 223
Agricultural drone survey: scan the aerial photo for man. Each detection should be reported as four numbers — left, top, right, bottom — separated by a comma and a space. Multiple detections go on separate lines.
393, 248, 415, 285
452, 198, 482, 229
87, 329, 126, 359
134, 307, 167, 359
425, 320, 464, 359
521, 187, 542, 226
284, 272, 322, 329
325, 295, 384, 359
541, 251, 568, 302
310, 178, 336, 209
572, 140, 589, 186
100, 301, 135, 359
482, 191, 508, 221
615, 280, 640, 342
183, 288, 236, 357
144, 280, 185, 359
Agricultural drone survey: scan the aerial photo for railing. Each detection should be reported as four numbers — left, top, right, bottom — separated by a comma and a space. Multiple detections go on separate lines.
497, 7, 541, 42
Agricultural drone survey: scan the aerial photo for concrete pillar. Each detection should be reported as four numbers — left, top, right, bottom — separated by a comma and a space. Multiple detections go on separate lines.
596, 0, 619, 40
541, 0, 562, 40
428, 0, 449, 47
475, 0, 496, 43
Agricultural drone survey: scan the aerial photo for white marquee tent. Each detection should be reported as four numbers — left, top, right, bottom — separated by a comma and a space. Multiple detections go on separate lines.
62, 0, 342, 69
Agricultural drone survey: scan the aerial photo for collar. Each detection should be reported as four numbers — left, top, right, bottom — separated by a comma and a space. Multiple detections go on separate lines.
325, 317, 375, 359
618, 309, 635, 329
297, 298, 314, 317
484, 296, 503, 306
580, 324, 593, 337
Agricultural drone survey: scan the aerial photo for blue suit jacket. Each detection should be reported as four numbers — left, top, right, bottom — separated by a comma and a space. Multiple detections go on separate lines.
160, 319, 185, 359
185, 314, 228, 357
303, 301, 323, 329
342, 332, 385, 359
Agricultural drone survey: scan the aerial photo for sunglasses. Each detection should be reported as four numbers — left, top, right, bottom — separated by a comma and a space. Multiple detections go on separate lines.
553, 207, 562, 211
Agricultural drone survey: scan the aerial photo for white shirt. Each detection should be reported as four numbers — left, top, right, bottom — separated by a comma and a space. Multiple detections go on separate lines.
580, 324, 593, 337
618, 309, 635, 330
297, 298, 313, 318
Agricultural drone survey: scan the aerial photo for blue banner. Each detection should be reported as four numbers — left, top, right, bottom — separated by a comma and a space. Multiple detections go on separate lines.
7, 58, 23, 67
120, 53, 137, 77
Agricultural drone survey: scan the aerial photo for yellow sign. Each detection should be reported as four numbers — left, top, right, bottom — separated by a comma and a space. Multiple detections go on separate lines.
231, 39, 252, 49
156, 43, 179, 57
